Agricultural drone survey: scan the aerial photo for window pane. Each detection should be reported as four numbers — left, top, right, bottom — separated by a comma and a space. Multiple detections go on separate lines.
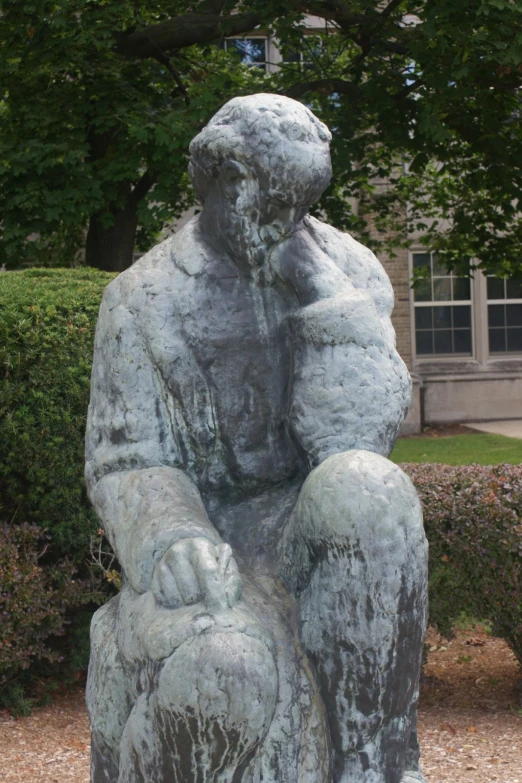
507, 328, 522, 351
304, 37, 323, 58
413, 252, 431, 269
415, 308, 433, 329
506, 304, 522, 326
434, 330, 452, 353
454, 330, 472, 354
453, 277, 470, 300
489, 328, 506, 352
453, 305, 471, 328
487, 277, 505, 299
416, 331, 434, 354
433, 306, 452, 328
227, 38, 266, 66
413, 279, 431, 302
282, 47, 300, 63
433, 278, 452, 301
432, 254, 446, 275
507, 280, 522, 299
488, 304, 506, 328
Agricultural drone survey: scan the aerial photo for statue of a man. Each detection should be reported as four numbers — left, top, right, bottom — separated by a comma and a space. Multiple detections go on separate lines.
86, 93, 428, 783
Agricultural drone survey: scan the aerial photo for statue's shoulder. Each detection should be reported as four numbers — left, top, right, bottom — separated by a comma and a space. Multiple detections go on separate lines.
303, 216, 394, 316
103, 217, 210, 314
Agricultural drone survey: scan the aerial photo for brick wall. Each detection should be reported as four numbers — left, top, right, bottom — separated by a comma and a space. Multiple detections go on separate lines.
379, 246, 413, 370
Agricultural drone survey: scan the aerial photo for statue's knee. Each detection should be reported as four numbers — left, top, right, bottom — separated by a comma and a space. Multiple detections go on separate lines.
158, 629, 278, 741
295, 450, 426, 561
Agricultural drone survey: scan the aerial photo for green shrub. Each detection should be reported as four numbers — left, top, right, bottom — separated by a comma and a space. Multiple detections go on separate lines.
0, 268, 114, 560
0, 268, 114, 707
403, 463, 522, 665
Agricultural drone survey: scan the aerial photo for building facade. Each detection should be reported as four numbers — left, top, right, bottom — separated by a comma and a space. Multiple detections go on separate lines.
386, 244, 522, 433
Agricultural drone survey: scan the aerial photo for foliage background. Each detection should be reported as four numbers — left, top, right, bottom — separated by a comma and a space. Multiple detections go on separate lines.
1, 1, 522, 275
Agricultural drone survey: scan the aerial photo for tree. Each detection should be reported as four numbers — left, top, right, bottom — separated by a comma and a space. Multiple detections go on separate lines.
1, 0, 522, 276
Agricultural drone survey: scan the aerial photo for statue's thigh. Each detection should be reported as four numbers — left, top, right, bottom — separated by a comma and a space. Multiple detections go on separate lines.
279, 450, 428, 766
117, 628, 278, 783
87, 596, 133, 783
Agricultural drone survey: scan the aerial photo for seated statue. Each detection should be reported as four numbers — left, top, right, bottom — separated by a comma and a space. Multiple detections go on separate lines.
85, 93, 428, 783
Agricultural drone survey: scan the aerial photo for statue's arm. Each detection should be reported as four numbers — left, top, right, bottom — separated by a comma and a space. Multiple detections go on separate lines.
272, 225, 411, 465
85, 278, 222, 596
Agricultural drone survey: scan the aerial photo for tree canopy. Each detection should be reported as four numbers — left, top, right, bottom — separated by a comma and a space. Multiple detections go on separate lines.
1, 0, 522, 276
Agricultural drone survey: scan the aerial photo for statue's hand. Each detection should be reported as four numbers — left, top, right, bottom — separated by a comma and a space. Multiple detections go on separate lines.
151, 537, 242, 612
269, 226, 350, 305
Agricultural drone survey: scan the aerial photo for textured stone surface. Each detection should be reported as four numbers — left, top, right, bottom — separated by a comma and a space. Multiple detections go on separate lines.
85, 93, 428, 782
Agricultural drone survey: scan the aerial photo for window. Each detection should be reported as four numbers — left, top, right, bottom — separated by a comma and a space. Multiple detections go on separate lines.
412, 252, 473, 356
223, 38, 267, 69
487, 277, 522, 353
281, 37, 323, 71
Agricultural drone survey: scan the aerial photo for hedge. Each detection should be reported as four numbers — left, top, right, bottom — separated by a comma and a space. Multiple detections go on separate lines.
0, 268, 113, 703
0, 268, 114, 560
1, 269, 521, 703
403, 463, 522, 666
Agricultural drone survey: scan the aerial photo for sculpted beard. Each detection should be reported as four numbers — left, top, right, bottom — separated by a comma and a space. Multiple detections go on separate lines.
222, 184, 290, 270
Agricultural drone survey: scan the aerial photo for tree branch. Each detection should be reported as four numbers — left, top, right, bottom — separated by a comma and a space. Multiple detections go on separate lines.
193, 0, 227, 13
380, 0, 405, 20
290, 1, 369, 28
129, 171, 155, 207
284, 77, 364, 101
393, 77, 423, 100
115, 11, 261, 59
152, 51, 191, 105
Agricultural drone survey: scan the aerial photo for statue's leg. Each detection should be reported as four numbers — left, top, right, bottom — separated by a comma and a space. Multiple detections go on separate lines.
117, 624, 278, 783
87, 595, 133, 783
280, 450, 428, 783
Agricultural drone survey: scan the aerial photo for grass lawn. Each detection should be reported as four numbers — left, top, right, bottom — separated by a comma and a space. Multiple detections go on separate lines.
390, 432, 522, 465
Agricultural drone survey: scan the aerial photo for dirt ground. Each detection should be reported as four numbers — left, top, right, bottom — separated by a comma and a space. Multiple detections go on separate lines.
0, 626, 520, 782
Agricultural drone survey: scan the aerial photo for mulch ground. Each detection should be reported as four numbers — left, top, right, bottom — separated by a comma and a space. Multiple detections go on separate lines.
0, 626, 520, 782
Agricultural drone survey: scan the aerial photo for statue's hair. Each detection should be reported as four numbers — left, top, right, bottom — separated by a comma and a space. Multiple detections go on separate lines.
189, 94, 332, 206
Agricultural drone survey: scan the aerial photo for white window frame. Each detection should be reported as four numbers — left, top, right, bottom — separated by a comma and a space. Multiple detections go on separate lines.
409, 250, 522, 367
486, 278, 522, 357
277, 35, 324, 71
408, 249, 475, 361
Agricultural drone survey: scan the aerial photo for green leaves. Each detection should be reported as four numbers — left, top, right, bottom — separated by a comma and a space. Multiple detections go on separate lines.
0, 268, 114, 557
1, 1, 522, 274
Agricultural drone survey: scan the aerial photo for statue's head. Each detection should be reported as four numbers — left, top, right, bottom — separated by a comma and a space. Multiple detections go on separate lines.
189, 94, 332, 265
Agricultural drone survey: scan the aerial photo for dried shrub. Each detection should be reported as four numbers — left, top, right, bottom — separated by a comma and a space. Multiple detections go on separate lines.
0, 523, 88, 687
402, 463, 522, 665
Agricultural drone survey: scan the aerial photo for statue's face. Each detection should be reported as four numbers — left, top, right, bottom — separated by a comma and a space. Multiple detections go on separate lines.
208, 158, 311, 268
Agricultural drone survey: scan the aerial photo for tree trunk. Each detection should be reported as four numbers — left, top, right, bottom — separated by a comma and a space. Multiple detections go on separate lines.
85, 200, 139, 273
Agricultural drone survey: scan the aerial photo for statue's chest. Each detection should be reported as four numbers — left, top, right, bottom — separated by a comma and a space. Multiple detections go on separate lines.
180, 274, 291, 388
144, 264, 300, 483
